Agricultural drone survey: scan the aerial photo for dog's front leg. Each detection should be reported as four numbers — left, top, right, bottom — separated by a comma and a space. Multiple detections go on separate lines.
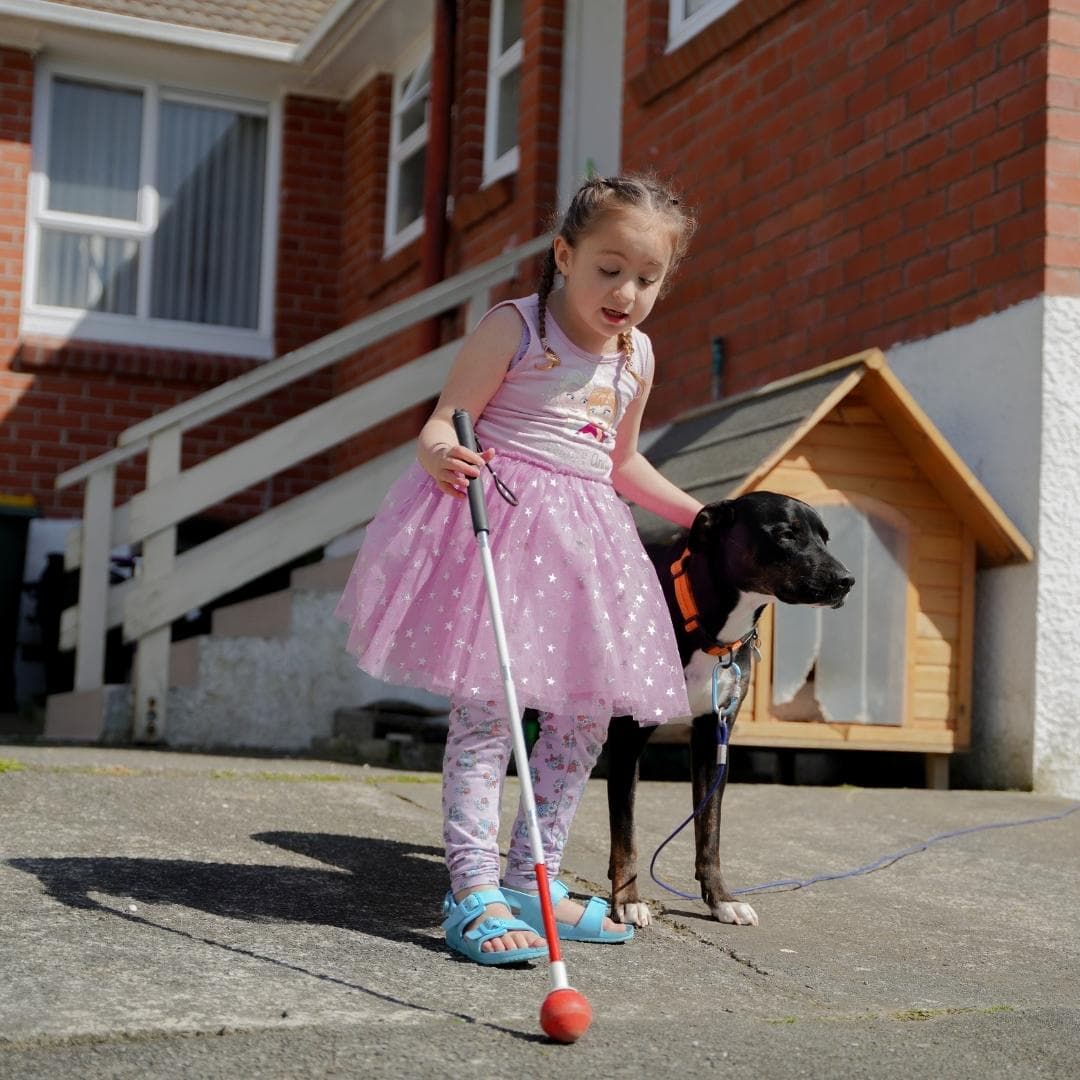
606, 715, 654, 927
690, 715, 759, 926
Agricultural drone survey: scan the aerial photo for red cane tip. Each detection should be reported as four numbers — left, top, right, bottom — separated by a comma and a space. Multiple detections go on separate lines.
539, 988, 593, 1043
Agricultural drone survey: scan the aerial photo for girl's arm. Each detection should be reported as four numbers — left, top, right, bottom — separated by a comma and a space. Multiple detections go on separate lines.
417, 305, 523, 498
611, 376, 702, 528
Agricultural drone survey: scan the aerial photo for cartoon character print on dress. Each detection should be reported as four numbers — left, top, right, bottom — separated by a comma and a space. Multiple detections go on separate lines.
577, 385, 618, 442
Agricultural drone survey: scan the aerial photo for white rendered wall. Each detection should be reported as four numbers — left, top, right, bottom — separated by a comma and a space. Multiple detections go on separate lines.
1035, 299, 1080, 797
885, 300, 1080, 799
887, 299, 1047, 791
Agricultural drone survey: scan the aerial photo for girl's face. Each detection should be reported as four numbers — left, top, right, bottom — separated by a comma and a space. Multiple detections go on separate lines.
553, 207, 673, 354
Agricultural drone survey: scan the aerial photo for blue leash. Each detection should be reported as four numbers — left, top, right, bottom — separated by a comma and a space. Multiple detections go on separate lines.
649, 660, 740, 902
731, 801, 1080, 896
649, 659, 1080, 902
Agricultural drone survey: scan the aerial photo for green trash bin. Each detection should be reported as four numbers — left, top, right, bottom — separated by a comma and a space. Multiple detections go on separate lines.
0, 496, 36, 712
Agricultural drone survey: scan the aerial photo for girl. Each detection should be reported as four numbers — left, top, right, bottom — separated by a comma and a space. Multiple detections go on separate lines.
335, 174, 702, 965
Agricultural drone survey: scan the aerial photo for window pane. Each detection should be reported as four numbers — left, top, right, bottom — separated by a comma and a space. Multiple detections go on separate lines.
684, 0, 715, 15
818, 508, 906, 726
399, 95, 428, 142
396, 147, 426, 234
772, 504, 907, 726
501, 0, 523, 52
36, 229, 139, 314
48, 78, 142, 220
495, 66, 521, 159
151, 102, 266, 329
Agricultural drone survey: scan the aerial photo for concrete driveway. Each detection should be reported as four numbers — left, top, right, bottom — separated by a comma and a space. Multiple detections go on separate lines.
1, 746, 1077, 1078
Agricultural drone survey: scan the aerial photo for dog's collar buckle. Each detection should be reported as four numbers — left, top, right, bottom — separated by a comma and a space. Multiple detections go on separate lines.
671, 548, 761, 663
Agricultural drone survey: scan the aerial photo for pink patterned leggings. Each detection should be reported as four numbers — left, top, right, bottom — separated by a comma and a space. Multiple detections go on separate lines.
441, 699, 609, 894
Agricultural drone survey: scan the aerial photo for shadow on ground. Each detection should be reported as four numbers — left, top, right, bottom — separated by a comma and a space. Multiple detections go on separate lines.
7, 835, 552, 1040
8, 833, 448, 953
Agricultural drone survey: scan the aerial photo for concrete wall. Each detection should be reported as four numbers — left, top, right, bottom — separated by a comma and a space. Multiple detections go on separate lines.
886, 298, 1080, 795
167, 590, 447, 752
1037, 298, 1080, 797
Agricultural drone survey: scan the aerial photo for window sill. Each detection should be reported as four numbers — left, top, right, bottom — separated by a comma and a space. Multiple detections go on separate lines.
13, 335, 262, 383
630, 0, 800, 105
452, 175, 516, 232
20, 309, 273, 360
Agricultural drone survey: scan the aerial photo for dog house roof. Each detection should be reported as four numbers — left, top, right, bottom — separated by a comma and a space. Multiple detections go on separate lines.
635, 349, 1032, 568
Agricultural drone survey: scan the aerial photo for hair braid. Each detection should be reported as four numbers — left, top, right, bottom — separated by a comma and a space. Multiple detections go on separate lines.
535, 246, 561, 370
617, 328, 646, 396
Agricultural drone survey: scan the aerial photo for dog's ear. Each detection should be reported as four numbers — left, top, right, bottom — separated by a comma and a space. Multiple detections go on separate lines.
688, 500, 736, 552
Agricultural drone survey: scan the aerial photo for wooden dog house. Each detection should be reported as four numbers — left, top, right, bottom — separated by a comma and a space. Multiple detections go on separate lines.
635, 350, 1033, 786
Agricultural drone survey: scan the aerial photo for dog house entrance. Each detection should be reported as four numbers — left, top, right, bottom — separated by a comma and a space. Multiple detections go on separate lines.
771, 498, 909, 726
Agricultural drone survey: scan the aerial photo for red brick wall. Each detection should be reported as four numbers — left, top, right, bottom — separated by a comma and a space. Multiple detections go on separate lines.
622, 0, 1050, 416
276, 97, 345, 355
0, 48, 31, 369
0, 47, 34, 503
335, 74, 430, 472
0, 60, 343, 519
1047, 0, 1080, 294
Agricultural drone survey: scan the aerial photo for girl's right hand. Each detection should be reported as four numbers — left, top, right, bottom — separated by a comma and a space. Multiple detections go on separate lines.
421, 442, 496, 498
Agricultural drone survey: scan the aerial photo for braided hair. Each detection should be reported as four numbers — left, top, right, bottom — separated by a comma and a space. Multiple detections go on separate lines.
536, 174, 696, 391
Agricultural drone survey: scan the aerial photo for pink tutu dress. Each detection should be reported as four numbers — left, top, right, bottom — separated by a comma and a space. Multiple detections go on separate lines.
334, 295, 692, 725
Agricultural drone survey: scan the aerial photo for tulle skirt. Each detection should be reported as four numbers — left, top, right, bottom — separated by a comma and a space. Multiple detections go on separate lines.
334, 452, 691, 725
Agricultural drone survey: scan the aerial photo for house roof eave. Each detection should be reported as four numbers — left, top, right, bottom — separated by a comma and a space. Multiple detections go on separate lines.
0, 0, 299, 61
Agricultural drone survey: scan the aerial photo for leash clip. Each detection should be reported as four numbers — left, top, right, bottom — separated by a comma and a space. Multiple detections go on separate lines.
711, 660, 740, 766
711, 659, 743, 719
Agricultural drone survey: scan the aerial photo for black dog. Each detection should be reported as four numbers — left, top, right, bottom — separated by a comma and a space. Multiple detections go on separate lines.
606, 492, 855, 927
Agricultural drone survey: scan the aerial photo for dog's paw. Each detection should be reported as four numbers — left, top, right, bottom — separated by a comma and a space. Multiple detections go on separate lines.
710, 900, 759, 926
614, 901, 652, 928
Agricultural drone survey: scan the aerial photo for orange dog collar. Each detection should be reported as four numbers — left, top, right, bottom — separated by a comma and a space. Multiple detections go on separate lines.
670, 548, 759, 660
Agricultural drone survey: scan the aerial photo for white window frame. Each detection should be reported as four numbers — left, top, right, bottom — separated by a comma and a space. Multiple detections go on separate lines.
384, 38, 432, 257
483, 0, 523, 186
668, 0, 742, 51
21, 61, 281, 360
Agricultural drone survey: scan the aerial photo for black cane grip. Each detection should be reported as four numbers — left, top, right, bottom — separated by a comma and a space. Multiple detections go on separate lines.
452, 409, 489, 535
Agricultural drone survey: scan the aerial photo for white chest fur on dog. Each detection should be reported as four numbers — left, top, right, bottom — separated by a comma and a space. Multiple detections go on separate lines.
682, 590, 773, 718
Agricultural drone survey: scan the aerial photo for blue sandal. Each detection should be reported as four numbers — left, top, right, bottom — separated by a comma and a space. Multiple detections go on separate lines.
441, 889, 549, 966
502, 880, 634, 943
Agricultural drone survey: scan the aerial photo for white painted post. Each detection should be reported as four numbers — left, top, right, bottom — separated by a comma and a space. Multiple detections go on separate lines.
465, 287, 490, 332
74, 465, 116, 692
131, 426, 181, 742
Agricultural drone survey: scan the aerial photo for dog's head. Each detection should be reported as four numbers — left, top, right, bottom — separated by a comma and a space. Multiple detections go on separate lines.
688, 492, 855, 608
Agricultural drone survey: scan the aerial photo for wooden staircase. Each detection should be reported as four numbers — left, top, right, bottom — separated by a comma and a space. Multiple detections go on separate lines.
43, 236, 549, 750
